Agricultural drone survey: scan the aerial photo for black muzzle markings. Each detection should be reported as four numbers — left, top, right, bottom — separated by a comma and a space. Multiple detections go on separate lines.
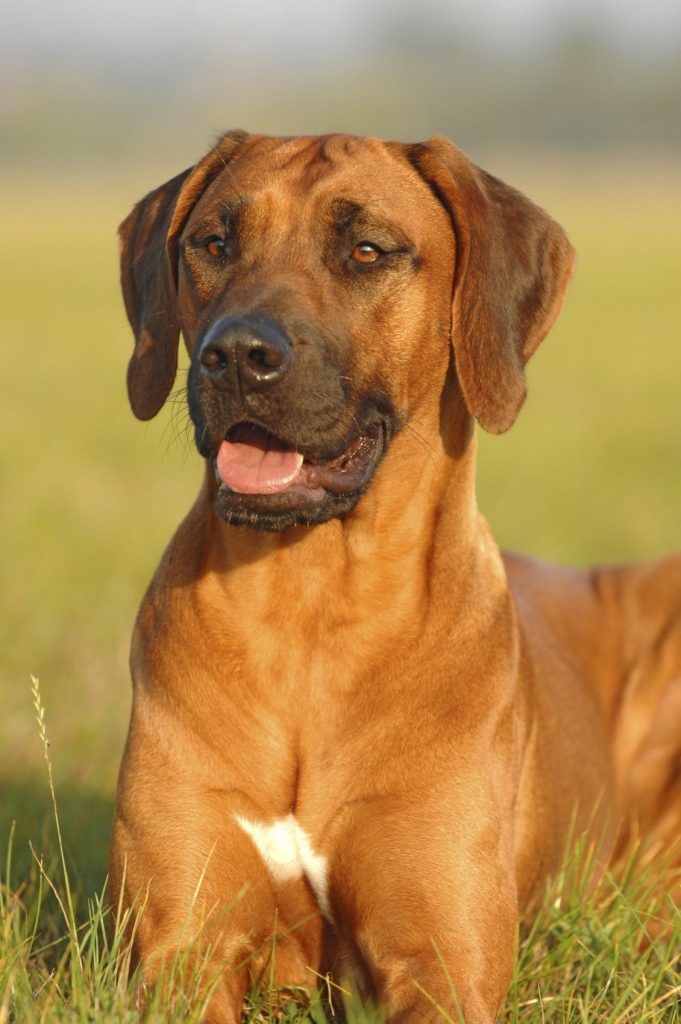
187, 314, 399, 530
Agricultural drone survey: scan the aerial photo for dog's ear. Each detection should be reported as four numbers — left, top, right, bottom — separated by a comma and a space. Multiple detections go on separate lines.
119, 130, 248, 420
407, 137, 575, 433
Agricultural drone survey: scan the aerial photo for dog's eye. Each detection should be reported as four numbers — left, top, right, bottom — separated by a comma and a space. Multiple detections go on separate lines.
351, 242, 382, 265
205, 237, 226, 258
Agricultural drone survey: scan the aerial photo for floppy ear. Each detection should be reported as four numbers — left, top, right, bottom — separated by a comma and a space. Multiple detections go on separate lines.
407, 137, 575, 433
119, 130, 248, 420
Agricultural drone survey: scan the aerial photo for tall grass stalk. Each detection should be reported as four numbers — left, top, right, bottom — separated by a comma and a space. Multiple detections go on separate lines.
30, 675, 81, 981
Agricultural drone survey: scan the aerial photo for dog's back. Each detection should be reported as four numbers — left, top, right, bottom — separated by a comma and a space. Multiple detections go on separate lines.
506, 549, 681, 888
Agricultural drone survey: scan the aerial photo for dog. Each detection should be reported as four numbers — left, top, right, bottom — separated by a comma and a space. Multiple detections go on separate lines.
110, 131, 681, 1023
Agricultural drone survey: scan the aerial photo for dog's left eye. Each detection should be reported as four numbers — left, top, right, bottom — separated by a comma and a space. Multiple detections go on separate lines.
205, 237, 226, 258
351, 242, 383, 265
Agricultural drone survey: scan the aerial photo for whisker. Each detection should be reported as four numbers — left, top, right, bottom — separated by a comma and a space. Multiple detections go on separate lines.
155, 370, 197, 458
404, 421, 438, 465
212, 138, 245, 204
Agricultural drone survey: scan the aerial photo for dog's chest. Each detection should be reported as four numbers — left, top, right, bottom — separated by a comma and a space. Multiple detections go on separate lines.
233, 812, 333, 920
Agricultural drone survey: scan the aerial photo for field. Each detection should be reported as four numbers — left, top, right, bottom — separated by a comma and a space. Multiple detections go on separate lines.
1, 156, 680, 1020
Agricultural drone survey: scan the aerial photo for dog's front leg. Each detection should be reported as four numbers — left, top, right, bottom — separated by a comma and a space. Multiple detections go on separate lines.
110, 748, 324, 1021
330, 791, 517, 1024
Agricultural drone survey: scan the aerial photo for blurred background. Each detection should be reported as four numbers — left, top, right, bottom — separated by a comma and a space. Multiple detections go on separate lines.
1, 0, 680, 892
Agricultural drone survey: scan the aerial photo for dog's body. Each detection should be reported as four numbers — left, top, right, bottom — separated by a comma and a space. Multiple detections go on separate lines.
110, 132, 681, 1023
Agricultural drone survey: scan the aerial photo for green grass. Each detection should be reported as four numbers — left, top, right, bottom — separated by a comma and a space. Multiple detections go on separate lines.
1, 157, 680, 1019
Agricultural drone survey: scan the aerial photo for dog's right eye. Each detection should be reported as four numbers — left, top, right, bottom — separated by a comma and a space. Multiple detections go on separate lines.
205, 237, 226, 258
351, 242, 383, 265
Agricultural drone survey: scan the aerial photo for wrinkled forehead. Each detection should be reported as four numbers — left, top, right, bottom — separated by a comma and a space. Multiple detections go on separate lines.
188, 134, 452, 244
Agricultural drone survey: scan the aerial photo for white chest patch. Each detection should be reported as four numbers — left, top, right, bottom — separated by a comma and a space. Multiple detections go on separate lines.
235, 812, 332, 920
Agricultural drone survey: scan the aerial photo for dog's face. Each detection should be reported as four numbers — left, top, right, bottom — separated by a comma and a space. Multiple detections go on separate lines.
178, 135, 455, 529
120, 132, 575, 531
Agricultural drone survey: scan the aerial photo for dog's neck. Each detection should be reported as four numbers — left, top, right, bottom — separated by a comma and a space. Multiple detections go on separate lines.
150, 383, 513, 687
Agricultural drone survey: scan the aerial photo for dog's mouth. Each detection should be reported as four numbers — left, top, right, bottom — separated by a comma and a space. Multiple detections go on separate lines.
212, 422, 384, 505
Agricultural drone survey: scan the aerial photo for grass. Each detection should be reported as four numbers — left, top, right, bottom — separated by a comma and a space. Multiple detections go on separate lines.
1, 154, 680, 1019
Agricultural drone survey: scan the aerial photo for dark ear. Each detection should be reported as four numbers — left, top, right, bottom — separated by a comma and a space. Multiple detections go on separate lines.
119, 130, 248, 419
407, 137, 575, 433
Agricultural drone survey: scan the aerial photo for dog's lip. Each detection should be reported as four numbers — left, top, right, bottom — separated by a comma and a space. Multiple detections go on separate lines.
211, 421, 384, 499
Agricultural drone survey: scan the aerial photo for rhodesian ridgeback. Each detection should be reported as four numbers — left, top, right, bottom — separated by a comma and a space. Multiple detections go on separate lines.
110, 131, 681, 1023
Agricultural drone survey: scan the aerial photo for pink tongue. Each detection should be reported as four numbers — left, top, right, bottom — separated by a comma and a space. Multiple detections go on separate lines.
216, 435, 304, 494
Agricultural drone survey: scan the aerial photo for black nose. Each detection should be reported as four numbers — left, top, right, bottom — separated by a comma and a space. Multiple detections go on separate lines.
198, 315, 292, 389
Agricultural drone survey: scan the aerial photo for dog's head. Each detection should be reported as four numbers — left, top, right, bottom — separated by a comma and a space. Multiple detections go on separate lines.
119, 132, 574, 531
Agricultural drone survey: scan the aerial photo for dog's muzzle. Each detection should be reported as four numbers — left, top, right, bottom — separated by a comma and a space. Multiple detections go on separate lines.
189, 313, 398, 529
